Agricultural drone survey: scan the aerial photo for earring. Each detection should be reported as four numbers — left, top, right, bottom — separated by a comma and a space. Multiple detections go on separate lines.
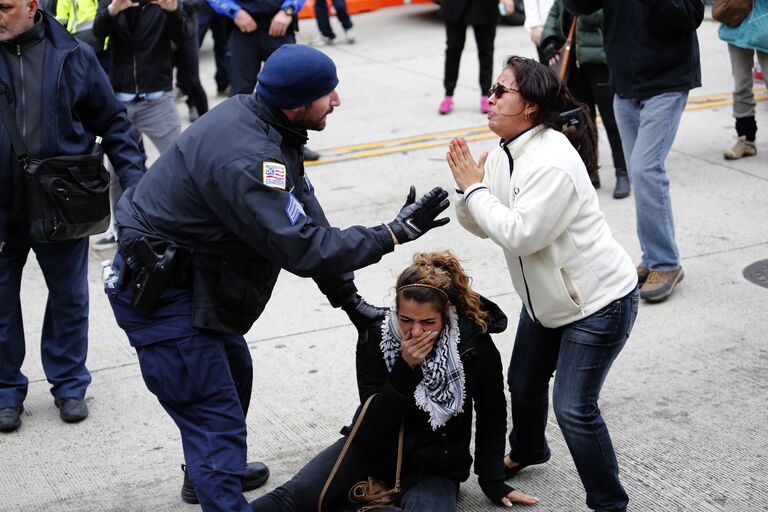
524, 111, 530, 120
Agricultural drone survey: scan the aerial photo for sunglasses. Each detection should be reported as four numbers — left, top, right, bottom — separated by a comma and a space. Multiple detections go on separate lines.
488, 83, 520, 98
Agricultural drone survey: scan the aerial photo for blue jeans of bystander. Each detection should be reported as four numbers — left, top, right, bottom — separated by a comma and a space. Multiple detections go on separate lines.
0, 227, 91, 408
507, 287, 639, 512
613, 91, 688, 271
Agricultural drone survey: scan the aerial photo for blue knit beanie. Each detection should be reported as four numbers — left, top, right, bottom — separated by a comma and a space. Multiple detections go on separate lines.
257, 45, 339, 109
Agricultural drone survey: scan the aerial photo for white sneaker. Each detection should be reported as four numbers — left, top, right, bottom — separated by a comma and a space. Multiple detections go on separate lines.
320, 35, 335, 45
344, 29, 355, 44
93, 230, 118, 250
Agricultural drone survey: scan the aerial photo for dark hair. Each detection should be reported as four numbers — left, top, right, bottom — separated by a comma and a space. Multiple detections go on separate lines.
504, 56, 598, 174
395, 251, 488, 333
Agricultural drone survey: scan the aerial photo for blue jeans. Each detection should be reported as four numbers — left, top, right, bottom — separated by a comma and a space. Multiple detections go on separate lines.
0, 228, 91, 408
250, 438, 459, 511
613, 92, 688, 271
507, 287, 639, 512
314, 0, 353, 39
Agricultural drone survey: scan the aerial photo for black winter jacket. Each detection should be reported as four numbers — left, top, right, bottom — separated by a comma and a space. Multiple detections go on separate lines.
350, 297, 513, 503
93, 0, 190, 93
564, 0, 703, 98
115, 95, 395, 334
0, 11, 144, 248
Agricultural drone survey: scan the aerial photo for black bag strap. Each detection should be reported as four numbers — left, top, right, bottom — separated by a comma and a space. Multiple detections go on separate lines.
0, 80, 103, 171
0, 79, 31, 173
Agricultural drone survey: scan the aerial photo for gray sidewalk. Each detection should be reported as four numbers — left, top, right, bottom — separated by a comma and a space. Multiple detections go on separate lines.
1, 4, 767, 511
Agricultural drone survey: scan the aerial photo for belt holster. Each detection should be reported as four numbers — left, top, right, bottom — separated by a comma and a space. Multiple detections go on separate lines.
123, 237, 177, 316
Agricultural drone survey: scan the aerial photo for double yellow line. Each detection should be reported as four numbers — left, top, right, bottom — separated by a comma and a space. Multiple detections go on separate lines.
306, 89, 767, 167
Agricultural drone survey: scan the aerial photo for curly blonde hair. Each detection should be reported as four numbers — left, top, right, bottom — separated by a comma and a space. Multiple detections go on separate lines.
395, 251, 488, 333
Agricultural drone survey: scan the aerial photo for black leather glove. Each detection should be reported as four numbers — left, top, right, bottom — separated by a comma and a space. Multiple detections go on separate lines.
387, 186, 450, 243
341, 294, 388, 332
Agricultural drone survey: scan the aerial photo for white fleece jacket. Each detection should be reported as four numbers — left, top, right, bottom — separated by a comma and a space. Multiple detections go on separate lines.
456, 125, 637, 328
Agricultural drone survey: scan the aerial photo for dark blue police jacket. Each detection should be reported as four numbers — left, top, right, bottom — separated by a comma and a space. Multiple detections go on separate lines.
0, 10, 145, 250
237, 0, 283, 17
115, 94, 395, 335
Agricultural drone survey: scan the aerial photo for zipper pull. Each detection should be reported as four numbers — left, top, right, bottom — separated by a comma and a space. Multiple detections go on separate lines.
16, 45, 21, 56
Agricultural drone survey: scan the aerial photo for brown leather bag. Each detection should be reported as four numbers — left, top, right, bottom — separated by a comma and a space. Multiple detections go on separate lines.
550, 16, 578, 84
712, 0, 754, 27
348, 477, 397, 511
318, 394, 405, 512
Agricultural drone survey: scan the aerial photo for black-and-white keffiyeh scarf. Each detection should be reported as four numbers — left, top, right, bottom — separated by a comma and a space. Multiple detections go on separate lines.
380, 305, 465, 430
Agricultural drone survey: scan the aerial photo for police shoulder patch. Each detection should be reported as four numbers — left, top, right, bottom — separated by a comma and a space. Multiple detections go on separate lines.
285, 193, 306, 226
263, 161, 287, 189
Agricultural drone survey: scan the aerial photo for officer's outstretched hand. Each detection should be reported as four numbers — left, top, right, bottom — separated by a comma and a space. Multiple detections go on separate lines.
387, 186, 450, 244
341, 294, 388, 332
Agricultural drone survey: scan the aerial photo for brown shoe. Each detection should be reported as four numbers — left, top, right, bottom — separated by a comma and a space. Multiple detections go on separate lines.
724, 136, 757, 160
637, 265, 650, 286
640, 267, 684, 302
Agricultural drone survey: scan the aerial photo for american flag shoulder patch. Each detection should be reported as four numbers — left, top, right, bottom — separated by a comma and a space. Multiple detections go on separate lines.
263, 162, 287, 189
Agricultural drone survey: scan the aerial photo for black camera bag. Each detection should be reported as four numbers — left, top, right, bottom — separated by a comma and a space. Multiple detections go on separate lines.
0, 80, 110, 242
25, 152, 110, 242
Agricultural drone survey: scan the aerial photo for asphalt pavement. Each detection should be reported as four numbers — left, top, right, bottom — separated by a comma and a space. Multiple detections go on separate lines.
1, 4, 766, 511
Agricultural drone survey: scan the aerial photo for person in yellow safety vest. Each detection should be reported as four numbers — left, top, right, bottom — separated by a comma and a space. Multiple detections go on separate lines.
52, 0, 106, 55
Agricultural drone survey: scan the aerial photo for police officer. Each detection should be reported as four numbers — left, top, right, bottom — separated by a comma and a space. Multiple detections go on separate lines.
106, 44, 450, 511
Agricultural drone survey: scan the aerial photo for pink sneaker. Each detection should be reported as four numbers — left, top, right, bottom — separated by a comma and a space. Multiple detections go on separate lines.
481, 95, 489, 114
439, 96, 453, 115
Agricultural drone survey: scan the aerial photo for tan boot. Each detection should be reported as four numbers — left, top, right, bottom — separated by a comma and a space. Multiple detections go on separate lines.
640, 267, 684, 302
724, 136, 757, 160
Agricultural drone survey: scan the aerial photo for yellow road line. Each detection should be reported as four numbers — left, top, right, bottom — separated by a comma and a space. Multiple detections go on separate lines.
306, 89, 767, 167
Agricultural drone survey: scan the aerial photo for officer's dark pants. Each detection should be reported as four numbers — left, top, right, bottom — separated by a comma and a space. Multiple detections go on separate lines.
0, 227, 91, 408
198, 3, 231, 93
109, 285, 253, 512
227, 21, 294, 96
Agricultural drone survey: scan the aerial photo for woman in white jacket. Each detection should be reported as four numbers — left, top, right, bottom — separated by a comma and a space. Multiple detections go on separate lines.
447, 56, 639, 512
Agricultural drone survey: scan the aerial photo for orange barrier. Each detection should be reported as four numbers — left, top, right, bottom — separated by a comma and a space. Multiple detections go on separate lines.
298, 0, 433, 19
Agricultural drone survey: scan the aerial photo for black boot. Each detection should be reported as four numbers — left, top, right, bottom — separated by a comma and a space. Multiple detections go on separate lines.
613, 167, 630, 199
181, 462, 270, 504
302, 146, 320, 161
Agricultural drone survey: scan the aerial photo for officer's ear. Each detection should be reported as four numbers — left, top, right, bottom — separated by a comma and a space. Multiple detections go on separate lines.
282, 104, 309, 124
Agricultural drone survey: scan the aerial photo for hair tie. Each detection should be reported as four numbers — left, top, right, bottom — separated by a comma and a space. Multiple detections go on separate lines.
560, 107, 581, 127
396, 283, 449, 300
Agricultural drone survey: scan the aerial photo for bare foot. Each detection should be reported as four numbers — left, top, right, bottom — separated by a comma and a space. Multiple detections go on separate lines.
504, 455, 521, 470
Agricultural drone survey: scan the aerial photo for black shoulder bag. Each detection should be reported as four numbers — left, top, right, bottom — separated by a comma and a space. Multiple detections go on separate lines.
0, 80, 111, 242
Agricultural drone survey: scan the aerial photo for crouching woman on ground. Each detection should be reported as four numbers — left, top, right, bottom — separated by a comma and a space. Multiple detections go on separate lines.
249, 251, 539, 510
